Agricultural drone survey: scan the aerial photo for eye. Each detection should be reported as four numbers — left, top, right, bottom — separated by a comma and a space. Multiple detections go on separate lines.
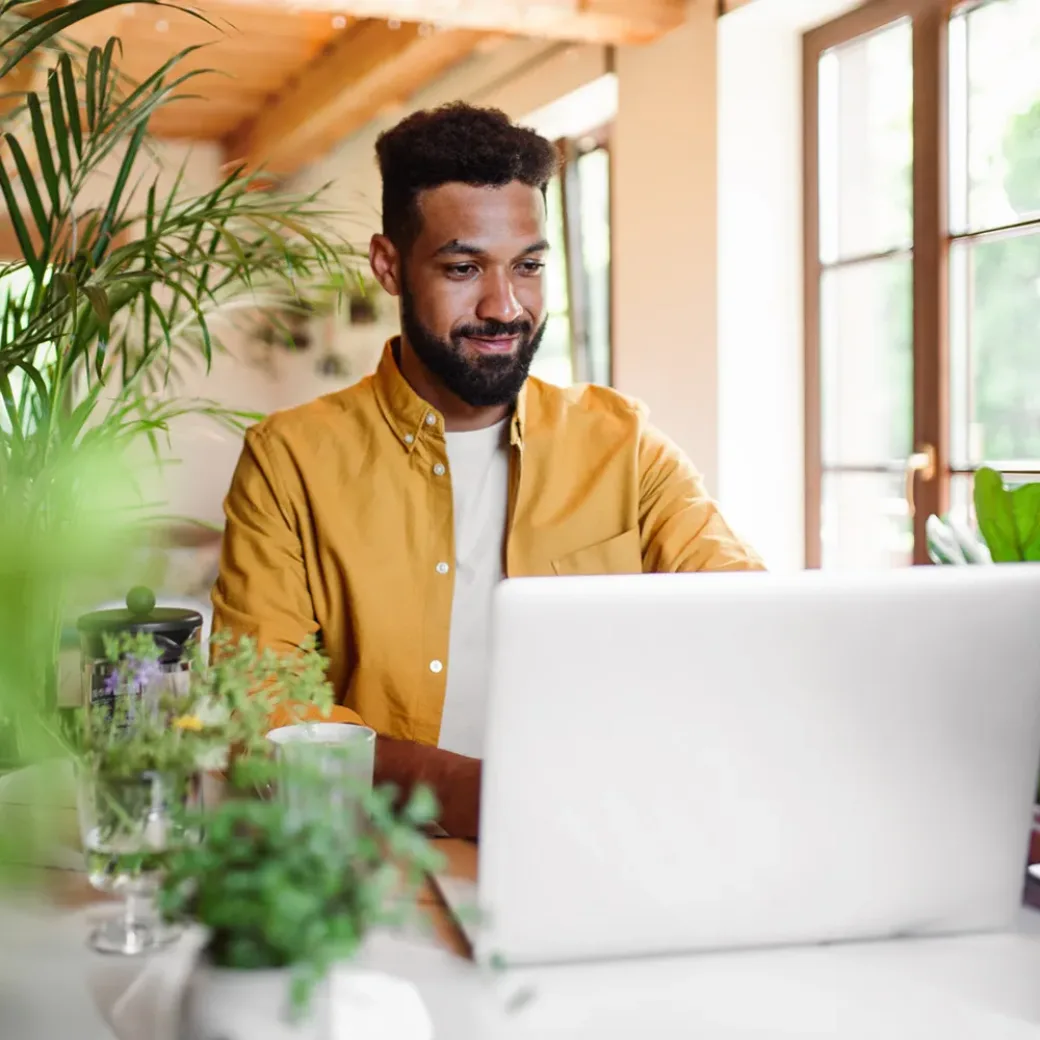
444, 263, 478, 279
517, 260, 545, 276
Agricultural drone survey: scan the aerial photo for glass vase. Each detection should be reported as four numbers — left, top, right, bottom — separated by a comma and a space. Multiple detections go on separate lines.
76, 765, 197, 955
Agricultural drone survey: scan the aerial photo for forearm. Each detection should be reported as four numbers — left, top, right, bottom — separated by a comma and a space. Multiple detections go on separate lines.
375, 736, 481, 840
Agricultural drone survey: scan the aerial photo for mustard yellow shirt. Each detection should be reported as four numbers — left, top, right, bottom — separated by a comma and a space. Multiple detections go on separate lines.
212, 341, 764, 744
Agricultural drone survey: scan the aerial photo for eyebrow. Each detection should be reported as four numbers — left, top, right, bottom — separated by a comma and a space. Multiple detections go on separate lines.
433, 238, 551, 259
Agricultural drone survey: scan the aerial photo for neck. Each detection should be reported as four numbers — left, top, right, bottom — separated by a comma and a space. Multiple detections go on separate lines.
397, 336, 511, 433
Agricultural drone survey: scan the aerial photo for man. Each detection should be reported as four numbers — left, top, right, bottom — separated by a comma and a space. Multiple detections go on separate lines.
213, 103, 763, 840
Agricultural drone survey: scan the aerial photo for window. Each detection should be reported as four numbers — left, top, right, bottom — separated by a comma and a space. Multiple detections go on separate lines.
0, 266, 51, 436
803, 0, 1040, 567
529, 125, 612, 388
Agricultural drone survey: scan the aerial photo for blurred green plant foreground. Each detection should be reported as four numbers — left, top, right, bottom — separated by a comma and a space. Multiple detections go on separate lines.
0, 435, 142, 872
0, 0, 362, 881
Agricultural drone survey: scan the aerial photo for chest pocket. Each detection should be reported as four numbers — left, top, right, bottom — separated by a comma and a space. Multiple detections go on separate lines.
551, 527, 644, 577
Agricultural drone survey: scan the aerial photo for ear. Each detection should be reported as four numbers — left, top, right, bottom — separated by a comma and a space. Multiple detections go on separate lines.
369, 234, 402, 297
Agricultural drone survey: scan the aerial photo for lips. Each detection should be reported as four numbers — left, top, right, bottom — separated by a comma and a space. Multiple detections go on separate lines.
463, 335, 519, 354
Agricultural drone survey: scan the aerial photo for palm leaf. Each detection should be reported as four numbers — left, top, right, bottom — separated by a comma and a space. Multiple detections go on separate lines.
0, 0, 217, 79
0, 155, 39, 275
25, 92, 59, 212
57, 54, 82, 156
3, 133, 49, 250
91, 118, 147, 265
84, 45, 99, 130
97, 35, 120, 115
45, 67, 72, 185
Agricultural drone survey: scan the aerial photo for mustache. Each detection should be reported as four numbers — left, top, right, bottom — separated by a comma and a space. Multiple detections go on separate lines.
453, 319, 532, 340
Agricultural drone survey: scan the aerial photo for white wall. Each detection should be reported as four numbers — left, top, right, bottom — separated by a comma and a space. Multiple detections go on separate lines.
614, 0, 721, 493
717, 0, 863, 570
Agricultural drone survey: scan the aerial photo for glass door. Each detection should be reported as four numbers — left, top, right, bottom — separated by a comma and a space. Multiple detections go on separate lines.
805, 0, 1040, 569
806, 9, 915, 569
946, 0, 1040, 523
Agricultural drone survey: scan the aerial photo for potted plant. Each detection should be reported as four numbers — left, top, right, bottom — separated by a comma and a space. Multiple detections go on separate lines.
0, 0, 361, 769
159, 765, 442, 1040
64, 624, 443, 1034
67, 627, 339, 949
926, 465, 1040, 565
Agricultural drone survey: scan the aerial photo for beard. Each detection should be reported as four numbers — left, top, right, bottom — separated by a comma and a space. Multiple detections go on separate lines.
399, 277, 546, 408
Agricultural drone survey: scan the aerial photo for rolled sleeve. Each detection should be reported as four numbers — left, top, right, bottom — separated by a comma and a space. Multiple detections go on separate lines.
638, 424, 765, 573
212, 426, 319, 653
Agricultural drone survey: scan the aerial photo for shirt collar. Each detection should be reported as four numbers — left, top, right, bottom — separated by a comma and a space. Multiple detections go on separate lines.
373, 337, 526, 452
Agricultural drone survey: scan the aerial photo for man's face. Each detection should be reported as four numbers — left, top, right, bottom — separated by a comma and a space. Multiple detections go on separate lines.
372, 181, 548, 408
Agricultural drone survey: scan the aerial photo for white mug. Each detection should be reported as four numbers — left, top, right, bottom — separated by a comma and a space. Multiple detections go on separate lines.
266, 722, 376, 834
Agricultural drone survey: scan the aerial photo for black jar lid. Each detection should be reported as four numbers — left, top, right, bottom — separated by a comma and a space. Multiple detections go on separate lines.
77, 587, 203, 662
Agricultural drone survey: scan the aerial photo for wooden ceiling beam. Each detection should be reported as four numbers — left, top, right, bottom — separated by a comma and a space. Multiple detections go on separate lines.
717, 0, 758, 14
223, 20, 483, 177
254, 0, 686, 45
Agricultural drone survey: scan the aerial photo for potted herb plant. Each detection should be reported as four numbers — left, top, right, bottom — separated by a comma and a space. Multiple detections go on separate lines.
68, 625, 442, 1036
69, 627, 340, 951
159, 765, 442, 1040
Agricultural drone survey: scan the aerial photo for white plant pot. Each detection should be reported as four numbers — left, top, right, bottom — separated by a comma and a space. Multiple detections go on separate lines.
178, 956, 434, 1040
179, 963, 326, 1040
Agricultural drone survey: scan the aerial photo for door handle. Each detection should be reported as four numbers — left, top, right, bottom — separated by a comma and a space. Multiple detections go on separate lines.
905, 443, 937, 518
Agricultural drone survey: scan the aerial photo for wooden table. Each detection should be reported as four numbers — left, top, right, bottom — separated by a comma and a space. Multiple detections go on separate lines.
40, 834, 478, 961
415, 839, 476, 959
1, 762, 479, 960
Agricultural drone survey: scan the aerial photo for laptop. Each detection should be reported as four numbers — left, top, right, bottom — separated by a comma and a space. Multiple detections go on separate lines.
434, 565, 1040, 967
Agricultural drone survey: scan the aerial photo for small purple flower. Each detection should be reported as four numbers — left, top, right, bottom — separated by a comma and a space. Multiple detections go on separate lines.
133, 659, 163, 690
103, 656, 163, 698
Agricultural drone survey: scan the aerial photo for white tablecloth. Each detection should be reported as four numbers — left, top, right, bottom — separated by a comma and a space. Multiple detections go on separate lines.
8, 762, 1040, 1038
6, 896, 1040, 1040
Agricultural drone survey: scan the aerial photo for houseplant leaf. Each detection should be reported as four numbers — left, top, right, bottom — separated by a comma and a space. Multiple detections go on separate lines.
46, 67, 73, 185
3, 133, 50, 251
1010, 482, 1040, 562
974, 466, 1023, 562
0, 158, 40, 277
82, 285, 111, 332
25, 92, 60, 212
0, 0, 216, 80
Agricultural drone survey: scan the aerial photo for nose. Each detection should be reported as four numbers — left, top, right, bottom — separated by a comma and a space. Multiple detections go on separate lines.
476, 270, 523, 324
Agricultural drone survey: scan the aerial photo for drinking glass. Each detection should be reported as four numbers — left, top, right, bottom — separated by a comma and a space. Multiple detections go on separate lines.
76, 765, 196, 954
266, 722, 376, 837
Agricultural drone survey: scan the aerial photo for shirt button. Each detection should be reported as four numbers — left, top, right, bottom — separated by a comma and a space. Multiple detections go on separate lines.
425, 413, 437, 426
433, 463, 446, 476
436, 562, 449, 574
429, 659, 443, 674
404, 433, 414, 444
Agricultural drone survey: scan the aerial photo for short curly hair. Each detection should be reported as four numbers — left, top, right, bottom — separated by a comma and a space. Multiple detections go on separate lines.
375, 102, 559, 251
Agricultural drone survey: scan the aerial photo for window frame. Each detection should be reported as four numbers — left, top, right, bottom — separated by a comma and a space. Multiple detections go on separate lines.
553, 122, 614, 387
802, 0, 1040, 567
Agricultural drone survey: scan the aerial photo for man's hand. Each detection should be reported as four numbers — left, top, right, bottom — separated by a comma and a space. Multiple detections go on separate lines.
375, 737, 481, 840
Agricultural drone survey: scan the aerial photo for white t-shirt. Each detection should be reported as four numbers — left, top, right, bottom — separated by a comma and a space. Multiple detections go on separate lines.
436, 418, 510, 760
